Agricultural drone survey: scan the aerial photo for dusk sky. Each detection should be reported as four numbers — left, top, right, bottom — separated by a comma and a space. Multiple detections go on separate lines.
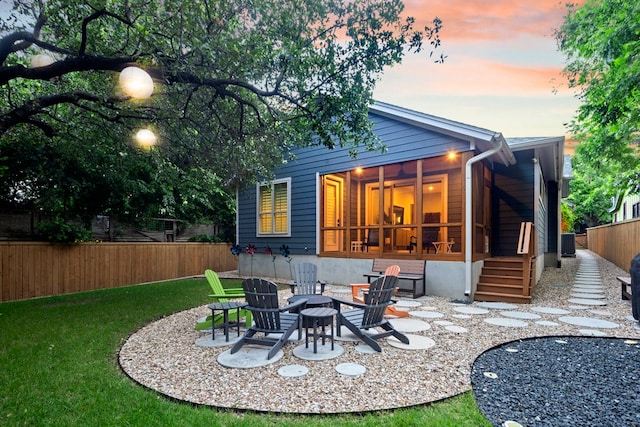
373, 0, 582, 138
1, 1, 581, 138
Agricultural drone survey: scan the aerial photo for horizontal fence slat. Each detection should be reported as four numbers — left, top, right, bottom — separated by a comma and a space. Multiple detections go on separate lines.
586, 219, 640, 272
0, 242, 236, 302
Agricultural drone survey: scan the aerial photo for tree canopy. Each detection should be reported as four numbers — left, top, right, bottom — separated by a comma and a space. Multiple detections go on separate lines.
0, 0, 443, 241
557, 0, 639, 224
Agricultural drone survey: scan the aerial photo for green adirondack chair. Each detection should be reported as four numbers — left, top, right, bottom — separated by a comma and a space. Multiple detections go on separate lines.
195, 269, 252, 331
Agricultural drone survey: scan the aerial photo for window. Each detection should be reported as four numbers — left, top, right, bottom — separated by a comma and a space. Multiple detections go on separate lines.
257, 178, 291, 236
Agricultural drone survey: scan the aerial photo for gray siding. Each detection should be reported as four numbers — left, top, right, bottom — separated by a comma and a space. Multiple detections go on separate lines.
237, 112, 472, 255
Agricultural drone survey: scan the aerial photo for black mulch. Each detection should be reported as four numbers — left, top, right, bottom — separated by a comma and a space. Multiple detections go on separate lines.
471, 336, 640, 426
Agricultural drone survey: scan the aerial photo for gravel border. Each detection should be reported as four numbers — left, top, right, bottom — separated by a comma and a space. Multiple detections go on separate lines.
118, 250, 640, 414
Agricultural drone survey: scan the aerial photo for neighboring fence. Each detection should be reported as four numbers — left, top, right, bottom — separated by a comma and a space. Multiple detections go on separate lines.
587, 219, 640, 272
0, 242, 236, 302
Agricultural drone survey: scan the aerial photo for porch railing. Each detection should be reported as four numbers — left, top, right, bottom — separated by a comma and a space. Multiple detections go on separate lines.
516, 221, 537, 297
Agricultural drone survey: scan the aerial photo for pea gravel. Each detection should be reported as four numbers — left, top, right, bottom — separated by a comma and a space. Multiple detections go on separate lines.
118, 250, 640, 415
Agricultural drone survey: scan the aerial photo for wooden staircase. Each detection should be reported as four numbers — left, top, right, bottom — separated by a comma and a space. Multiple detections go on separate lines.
474, 257, 533, 303
474, 222, 537, 304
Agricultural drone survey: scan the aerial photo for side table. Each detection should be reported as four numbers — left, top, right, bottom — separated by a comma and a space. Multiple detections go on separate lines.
207, 301, 248, 342
300, 307, 337, 353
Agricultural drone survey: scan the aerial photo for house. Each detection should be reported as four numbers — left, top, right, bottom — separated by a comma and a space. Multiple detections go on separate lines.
235, 102, 569, 302
610, 192, 640, 223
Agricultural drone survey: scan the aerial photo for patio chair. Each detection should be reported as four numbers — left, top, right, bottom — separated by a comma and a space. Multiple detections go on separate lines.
350, 265, 408, 318
333, 274, 410, 352
230, 278, 307, 360
195, 269, 252, 331
289, 262, 326, 294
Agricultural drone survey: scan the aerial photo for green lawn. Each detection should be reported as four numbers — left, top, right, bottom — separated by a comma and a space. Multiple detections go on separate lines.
0, 278, 490, 426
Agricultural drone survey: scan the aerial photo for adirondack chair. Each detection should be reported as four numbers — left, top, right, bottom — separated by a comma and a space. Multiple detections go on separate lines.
195, 269, 252, 331
289, 262, 326, 295
333, 274, 409, 352
350, 265, 409, 318
230, 278, 307, 360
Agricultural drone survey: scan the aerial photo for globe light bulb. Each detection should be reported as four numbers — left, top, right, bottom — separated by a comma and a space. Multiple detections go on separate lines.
30, 54, 54, 68
135, 129, 157, 148
119, 66, 154, 99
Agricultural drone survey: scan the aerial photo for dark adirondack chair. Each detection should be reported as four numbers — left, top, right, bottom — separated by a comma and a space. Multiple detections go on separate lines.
332, 275, 409, 352
289, 262, 326, 295
230, 278, 307, 360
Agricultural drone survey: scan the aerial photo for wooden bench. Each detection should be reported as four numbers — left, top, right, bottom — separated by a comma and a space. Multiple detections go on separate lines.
617, 276, 632, 300
363, 259, 426, 298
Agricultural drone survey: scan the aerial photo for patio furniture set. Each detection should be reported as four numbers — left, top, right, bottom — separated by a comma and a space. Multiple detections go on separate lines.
200, 263, 409, 362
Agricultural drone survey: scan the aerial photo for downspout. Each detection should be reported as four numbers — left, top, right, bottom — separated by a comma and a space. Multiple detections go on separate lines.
464, 135, 506, 296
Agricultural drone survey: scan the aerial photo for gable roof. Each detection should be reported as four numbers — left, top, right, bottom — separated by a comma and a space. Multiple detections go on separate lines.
507, 136, 567, 185
371, 101, 516, 166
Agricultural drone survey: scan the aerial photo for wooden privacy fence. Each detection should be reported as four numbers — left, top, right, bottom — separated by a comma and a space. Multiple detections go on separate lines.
0, 242, 236, 302
587, 219, 640, 272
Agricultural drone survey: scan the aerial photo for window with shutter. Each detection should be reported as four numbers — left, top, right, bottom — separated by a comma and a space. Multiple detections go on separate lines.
257, 178, 291, 236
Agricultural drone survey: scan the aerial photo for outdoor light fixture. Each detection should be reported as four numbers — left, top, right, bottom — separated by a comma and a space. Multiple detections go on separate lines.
447, 151, 456, 160
30, 53, 54, 68
119, 66, 154, 99
354, 167, 363, 174
135, 128, 157, 148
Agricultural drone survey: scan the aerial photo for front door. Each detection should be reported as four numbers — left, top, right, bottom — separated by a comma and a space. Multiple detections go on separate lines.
323, 175, 343, 252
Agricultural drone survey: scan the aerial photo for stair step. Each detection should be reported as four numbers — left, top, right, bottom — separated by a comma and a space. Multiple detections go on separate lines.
473, 291, 531, 304
477, 282, 524, 295
481, 267, 523, 277
484, 259, 523, 269
478, 274, 523, 286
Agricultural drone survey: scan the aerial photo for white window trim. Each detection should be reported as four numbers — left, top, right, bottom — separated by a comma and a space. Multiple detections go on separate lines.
256, 177, 291, 237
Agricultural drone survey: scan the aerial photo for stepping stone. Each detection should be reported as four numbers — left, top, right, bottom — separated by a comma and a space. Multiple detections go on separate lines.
388, 318, 431, 332
558, 316, 620, 329
217, 347, 283, 368
454, 306, 489, 315
355, 344, 378, 354
293, 342, 345, 361
444, 325, 468, 333
278, 364, 309, 378
589, 310, 613, 316
535, 320, 560, 327
476, 302, 518, 310
499, 311, 541, 320
452, 314, 471, 319
395, 300, 422, 308
571, 286, 605, 293
195, 333, 243, 347
531, 306, 571, 315
570, 292, 605, 299
335, 362, 366, 376
410, 310, 444, 319
334, 326, 376, 342
433, 320, 454, 326
387, 334, 436, 350
568, 298, 607, 306
568, 305, 591, 310
484, 318, 528, 327
574, 280, 603, 286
